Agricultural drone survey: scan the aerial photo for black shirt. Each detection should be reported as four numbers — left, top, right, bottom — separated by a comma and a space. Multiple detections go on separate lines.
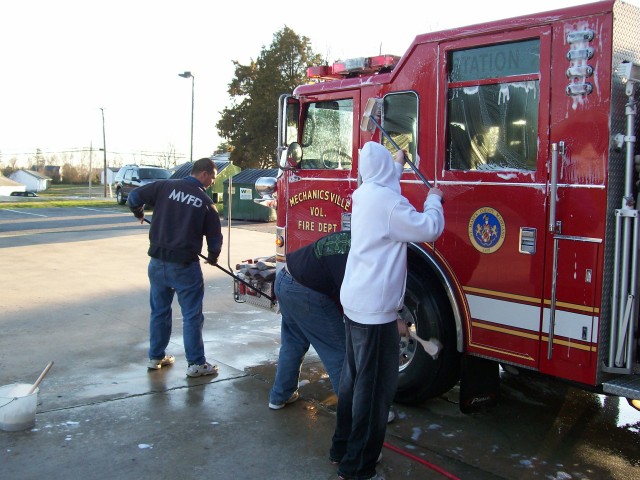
286, 231, 351, 301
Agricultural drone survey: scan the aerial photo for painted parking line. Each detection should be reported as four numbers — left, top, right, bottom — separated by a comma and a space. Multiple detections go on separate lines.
1, 209, 48, 217
0, 222, 146, 238
76, 206, 130, 215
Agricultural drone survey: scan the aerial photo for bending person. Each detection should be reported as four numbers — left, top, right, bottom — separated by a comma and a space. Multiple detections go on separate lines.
269, 231, 350, 409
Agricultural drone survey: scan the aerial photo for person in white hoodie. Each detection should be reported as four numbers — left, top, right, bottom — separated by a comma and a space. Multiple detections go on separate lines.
330, 141, 444, 480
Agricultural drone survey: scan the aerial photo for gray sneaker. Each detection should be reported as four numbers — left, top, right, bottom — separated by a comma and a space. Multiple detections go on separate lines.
147, 355, 175, 370
186, 362, 219, 377
268, 391, 300, 410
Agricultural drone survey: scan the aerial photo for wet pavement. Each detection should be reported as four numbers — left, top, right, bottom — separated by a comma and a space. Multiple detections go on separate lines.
0, 209, 639, 479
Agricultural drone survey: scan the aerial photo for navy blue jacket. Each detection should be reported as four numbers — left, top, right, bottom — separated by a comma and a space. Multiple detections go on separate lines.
127, 176, 223, 264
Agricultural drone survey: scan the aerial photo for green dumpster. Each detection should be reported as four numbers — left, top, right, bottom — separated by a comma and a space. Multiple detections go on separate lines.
223, 169, 278, 222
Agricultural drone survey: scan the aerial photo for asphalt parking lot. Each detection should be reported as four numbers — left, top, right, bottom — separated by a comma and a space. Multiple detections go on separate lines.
0, 207, 639, 480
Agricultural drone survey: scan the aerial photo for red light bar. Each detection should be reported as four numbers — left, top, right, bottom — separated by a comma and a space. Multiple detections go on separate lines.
370, 55, 401, 70
307, 55, 401, 81
332, 61, 347, 75
307, 65, 332, 79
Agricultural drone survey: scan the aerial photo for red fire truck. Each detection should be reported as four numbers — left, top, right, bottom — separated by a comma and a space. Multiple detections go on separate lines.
236, 0, 640, 411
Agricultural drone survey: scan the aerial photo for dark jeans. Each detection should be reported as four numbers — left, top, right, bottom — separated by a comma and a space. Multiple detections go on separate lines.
330, 316, 399, 480
270, 269, 346, 404
148, 258, 206, 365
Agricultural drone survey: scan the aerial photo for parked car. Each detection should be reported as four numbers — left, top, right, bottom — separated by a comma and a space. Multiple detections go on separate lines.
114, 165, 171, 205
10, 191, 38, 197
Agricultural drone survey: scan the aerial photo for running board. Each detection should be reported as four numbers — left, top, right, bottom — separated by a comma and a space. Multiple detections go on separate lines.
602, 375, 640, 399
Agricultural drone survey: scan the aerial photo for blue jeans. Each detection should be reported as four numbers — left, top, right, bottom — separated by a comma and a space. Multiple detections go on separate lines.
330, 317, 399, 480
269, 269, 346, 405
148, 257, 206, 365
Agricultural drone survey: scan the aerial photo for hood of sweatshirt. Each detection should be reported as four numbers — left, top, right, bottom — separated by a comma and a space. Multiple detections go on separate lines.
359, 141, 400, 193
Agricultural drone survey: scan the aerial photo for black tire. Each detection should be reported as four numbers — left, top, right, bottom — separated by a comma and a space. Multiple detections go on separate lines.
116, 189, 126, 205
395, 268, 461, 404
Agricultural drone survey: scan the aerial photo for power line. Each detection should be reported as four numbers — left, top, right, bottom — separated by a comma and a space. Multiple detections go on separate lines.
1, 148, 188, 159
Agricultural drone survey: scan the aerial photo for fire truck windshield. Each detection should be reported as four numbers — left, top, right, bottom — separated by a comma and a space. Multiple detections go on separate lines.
300, 99, 353, 170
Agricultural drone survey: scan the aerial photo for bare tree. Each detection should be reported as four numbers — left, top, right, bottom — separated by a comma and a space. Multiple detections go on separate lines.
2, 157, 18, 177
157, 144, 178, 169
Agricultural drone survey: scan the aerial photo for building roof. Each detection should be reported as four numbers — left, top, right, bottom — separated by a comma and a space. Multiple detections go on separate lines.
0, 175, 23, 187
15, 169, 51, 180
223, 168, 279, 185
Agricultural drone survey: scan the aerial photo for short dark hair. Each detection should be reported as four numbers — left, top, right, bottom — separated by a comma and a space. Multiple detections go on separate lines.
191, 157, 216, 176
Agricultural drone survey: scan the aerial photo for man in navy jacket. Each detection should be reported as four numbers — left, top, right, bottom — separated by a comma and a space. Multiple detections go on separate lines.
128, 157, 223, 377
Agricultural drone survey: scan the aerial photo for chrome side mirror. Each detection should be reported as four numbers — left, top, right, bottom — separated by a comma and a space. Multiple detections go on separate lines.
279, 142, 303, 169
254, 176, 278, 209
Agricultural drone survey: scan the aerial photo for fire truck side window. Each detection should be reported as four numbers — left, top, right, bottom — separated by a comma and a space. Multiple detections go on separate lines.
300, 99, 353, 170
446, 39, 540, 171
285, 101, 299, 146
382, 92, 418, 167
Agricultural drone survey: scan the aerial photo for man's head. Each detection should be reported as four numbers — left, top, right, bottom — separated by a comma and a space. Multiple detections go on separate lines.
191, 157, 217, 188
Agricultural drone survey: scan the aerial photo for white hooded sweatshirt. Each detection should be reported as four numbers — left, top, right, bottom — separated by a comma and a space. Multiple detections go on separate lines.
340, 142, 445, 325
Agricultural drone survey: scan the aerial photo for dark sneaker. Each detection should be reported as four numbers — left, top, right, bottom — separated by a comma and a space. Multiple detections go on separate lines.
338, 472, 383, 480
331, 452, 382, 466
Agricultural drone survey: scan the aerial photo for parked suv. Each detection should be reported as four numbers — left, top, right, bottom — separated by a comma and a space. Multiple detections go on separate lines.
114, 165, 171, 205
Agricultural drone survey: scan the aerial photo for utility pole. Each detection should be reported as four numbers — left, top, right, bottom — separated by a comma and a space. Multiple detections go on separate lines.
100, 107, 107, 197
89, 141, 93, 199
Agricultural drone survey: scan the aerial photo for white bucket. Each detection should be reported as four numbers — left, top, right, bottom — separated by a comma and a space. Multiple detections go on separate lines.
0, 383, 39, 432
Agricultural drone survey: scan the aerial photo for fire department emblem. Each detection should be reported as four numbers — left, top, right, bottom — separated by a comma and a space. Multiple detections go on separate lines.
468, 207, 506, 254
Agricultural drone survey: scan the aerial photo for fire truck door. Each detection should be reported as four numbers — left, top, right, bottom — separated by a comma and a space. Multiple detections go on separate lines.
284, 93, 359, 253
438, 29, 552, 370
540, 139, 603, 384
538, 13, 612, 384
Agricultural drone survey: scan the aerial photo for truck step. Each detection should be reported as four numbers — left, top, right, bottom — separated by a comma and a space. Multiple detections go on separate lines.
602, 374, 640, 399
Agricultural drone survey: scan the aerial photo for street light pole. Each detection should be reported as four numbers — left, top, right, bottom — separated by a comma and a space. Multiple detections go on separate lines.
100, 107, 107, 196
178, 71, 194, 162
89, 141, 93, 199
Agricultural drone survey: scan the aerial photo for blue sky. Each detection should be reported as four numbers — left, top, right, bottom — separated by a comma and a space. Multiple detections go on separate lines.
0, 0, 630, 167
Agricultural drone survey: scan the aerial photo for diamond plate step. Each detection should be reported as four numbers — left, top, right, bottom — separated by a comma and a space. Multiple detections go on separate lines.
603, 374, 640, 399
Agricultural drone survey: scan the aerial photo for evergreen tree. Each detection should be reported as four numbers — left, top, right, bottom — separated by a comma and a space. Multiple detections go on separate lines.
217, 26, 322, 169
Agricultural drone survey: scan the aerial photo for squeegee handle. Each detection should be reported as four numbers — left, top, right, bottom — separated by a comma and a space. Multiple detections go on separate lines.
369, 116, 432, 189
142, 218, 275, 302
211, 262, 276, 303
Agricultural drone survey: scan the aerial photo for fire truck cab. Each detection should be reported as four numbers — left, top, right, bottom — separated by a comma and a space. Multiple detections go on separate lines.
240, 0, 640, 410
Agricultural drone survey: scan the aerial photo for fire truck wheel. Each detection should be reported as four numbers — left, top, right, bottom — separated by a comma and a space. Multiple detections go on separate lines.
395, 268, 461, 405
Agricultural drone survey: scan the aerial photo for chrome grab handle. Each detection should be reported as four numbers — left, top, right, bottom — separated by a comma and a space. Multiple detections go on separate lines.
547, 236, 559, 359
549, 143, 558, 233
